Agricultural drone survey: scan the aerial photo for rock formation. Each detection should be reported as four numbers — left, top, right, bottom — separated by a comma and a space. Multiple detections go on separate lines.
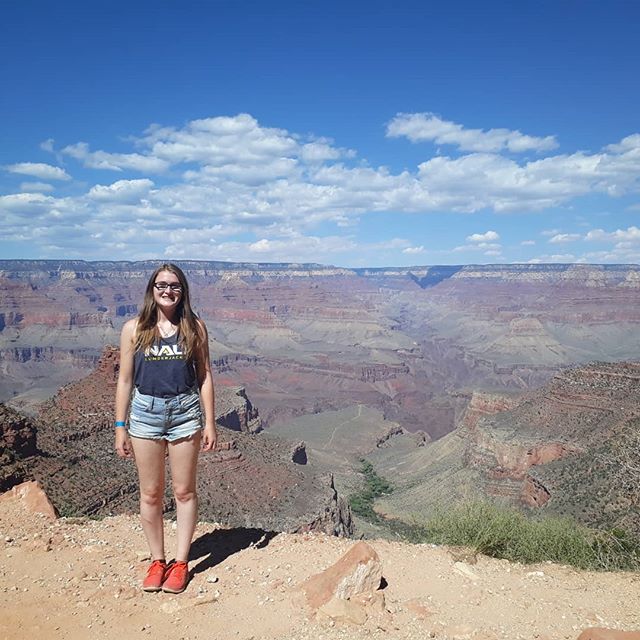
290, 441, 307, 464
0, 403, 38, 491
0, 480, 56, 519
460, 362, 640, 518
298, 541, 385, 625
370, 361, 640, 534
5, 347, 352, 535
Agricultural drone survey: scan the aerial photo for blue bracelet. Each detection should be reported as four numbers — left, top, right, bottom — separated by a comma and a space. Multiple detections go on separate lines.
115, 420, 127, 428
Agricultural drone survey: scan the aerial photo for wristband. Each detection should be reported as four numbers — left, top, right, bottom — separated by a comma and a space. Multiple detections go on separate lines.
115, 421, 127, 428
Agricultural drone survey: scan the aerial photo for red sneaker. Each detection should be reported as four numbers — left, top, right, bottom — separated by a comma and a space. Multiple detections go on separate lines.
162, 560, 190, 594
142, 559, 167, 592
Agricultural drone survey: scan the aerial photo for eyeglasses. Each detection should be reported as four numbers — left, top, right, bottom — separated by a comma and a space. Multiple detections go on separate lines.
154, 282, 183, 292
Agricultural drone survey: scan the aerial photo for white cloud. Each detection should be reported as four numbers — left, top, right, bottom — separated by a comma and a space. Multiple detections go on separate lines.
62, 142, 170, 173
165, 233, 358, 264
88, 179, 155, 202
527, 253, 576, 263
0, 192, 89, 245
387, 113, 558, 153
467, 230, 500, 242
185, 157, 299, 185
549, 233, 582, 244
300, 141, 345, 163
455, 230, 503, 256
452, 242, 501, 253
4, 112, 640, 264
54, 116, 640, 223
0, 192, 56, 214
139, 114, 299, 167
19, 182, 55, 193
40, 139, 55, 153
402, 246, 425, 254
605, 134, 640, 154
5, 162, 71, 181
585, 226, 640, 243
521, 240, 536, 246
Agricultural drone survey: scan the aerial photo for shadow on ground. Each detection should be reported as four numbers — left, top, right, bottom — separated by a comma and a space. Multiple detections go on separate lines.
189, 528, 277, 575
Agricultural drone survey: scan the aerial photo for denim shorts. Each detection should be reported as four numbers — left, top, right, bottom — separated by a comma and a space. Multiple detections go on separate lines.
128, 389, 203, 442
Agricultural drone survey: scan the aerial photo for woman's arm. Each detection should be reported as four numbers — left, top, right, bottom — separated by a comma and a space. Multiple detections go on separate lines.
114, 319, 137, 459
195, 319, 217, 452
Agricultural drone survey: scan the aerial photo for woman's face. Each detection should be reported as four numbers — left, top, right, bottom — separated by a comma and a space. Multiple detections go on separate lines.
153, 269, 183, 315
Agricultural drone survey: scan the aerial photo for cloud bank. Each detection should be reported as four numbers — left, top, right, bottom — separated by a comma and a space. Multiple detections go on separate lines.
2, 113, 640, 264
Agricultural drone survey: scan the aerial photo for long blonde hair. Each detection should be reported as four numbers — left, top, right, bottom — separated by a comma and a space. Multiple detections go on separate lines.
135, 263, 202, 361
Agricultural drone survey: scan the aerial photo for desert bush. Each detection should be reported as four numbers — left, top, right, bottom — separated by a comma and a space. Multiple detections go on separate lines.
348, 459, 393, 522
412, 500, 640, 571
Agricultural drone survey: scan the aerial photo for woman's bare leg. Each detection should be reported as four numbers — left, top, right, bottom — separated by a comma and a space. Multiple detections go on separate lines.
130, 437, 167, 561
167, 431, 201, 562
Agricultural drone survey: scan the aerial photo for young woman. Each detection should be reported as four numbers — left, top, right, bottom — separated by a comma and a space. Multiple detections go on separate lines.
114, 263, 217, 594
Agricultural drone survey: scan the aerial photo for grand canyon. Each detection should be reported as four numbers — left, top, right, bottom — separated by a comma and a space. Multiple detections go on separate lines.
2, 260, 640, 536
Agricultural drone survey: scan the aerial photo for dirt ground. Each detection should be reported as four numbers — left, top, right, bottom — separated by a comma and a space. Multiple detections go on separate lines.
1, 492, 639, 640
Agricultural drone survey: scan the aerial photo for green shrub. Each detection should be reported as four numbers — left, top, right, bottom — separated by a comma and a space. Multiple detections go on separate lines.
348, 459, 394, 522
412, 500, 640, 571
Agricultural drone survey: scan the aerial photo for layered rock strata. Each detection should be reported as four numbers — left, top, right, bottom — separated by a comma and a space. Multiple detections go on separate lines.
2, 347, 352, 535
4, 260, 640, 441
370, 361, 640, 534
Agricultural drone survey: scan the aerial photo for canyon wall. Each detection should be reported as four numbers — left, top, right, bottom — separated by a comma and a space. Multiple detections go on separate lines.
370, 361, 640, 534
2, 260, 640, 441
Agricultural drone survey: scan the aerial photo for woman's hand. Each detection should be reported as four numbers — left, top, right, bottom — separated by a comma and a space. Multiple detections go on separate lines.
115, 428, 134, 459
202, 424, 218, 452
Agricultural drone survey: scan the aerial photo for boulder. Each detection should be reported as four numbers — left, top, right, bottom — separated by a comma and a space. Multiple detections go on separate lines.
0, 480, 57, 519
317, 596, 368, 625
577, 629, 640, 640
299, 541, 383, 610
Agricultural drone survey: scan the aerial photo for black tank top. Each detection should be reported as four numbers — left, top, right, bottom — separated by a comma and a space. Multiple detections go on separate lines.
134, 333, 197, 397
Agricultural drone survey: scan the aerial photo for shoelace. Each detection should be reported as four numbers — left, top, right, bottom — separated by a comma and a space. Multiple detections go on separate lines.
147, 560, 166, 576
166, 562, 188, 580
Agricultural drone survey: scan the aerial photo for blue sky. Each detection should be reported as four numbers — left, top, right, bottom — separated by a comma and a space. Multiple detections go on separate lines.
1, 0, 639, 266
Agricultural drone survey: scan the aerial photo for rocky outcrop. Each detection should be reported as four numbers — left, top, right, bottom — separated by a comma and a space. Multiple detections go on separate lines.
376, 425, 406, 448
298, 541, 384, 621
412, 430, 430, 446
467, 432, 578, 479
291, 441, 307, 464
458, 362, 640, 528
1, 497, 639, 640
25, 348, 352, 535
521, 475, 551, 507
215, 386, 261, 433
0, 403, 37, 458
0, 403, 39, 492
459, 391, 522, 431
0, 480, 56, 519
293, 475, 353, 537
